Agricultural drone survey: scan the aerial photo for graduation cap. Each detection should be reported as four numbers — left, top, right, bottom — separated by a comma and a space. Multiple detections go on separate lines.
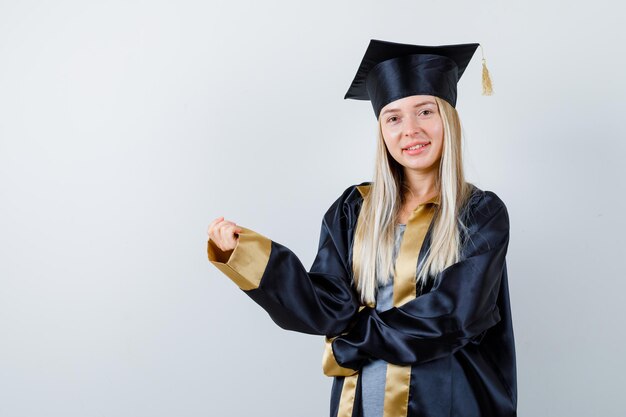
344, 39, 493, 118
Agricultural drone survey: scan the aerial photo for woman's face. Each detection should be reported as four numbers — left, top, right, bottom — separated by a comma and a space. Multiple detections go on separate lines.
379, 94, 444, 175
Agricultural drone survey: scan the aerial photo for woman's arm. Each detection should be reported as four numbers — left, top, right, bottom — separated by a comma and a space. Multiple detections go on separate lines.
207, 186, 361, 337
330, 191, 510, 367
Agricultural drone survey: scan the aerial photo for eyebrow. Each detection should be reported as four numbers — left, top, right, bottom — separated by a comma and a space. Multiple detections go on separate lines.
380, 101, 436, 117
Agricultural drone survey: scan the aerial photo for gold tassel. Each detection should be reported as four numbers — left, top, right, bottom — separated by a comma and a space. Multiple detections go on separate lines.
480, 44, 493, 96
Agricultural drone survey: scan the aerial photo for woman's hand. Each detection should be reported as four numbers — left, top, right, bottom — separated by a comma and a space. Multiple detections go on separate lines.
207, 216, 243, 252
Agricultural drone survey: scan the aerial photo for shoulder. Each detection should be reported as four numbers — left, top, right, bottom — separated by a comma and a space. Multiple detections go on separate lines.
339, 181, 372, 201
327, 181, 371, 210
465, 185, 509, 224
460, 185, 510, 255
322, 181, 372, 230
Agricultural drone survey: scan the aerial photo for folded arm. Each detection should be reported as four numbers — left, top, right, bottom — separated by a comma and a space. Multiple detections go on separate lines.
331, 192, 510, 368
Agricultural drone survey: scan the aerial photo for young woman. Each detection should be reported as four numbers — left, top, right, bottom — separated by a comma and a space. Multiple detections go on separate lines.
207, 39, 517, 417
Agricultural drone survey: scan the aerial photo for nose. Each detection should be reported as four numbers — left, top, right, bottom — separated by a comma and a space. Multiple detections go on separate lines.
403, 116, 423, 137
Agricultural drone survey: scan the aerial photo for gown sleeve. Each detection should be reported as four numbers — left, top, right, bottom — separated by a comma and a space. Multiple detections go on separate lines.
330, 191, 510, 368
207, 186, 361, 337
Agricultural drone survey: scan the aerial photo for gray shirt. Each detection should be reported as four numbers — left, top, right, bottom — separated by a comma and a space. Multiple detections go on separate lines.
360, 223, 406, 417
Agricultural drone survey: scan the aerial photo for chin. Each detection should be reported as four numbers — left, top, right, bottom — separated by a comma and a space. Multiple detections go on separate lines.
404, 162, 437, 172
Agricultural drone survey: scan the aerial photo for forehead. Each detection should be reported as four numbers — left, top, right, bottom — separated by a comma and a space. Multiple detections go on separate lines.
380, 94, 437, 113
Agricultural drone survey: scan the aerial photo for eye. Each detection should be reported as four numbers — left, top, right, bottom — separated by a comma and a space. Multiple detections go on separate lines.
420, 109, 433, 116
386, 116, 399, 123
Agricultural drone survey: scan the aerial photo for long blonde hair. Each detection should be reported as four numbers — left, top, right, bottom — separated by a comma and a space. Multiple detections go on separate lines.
352, 96, 475, 305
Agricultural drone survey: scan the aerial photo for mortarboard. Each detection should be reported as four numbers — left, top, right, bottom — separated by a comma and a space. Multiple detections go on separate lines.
344, 39, 493, 118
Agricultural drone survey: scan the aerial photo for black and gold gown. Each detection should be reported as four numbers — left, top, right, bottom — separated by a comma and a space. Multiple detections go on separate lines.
207, 182, 517, 417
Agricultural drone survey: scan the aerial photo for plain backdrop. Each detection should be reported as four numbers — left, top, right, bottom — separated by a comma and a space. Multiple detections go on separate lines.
1, 1, 625, 416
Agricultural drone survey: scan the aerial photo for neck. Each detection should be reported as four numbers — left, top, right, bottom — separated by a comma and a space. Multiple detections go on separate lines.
402, 167, 439, 201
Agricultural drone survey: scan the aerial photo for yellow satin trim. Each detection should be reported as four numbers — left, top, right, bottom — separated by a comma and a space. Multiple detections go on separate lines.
207, 226, 272, 291
356, 183, 440, 207
384, 364, 413, 417
333, 186, 370, 414
383, 200, 437, 417
338, 374, 359, 417
393, 203, 437, 306
356, 184, 371, 198
323, 336, 359, 377
330, 183, 439, 417
322, 305, 369, 377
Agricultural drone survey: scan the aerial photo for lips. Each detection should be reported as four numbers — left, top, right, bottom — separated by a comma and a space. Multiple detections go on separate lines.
403, 140, 431, 150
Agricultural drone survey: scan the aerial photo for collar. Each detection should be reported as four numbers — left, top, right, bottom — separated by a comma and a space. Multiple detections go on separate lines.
356, 183, 441, 206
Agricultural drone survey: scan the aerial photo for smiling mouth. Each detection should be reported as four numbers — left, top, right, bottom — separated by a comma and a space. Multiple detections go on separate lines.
404, 142, 430, 151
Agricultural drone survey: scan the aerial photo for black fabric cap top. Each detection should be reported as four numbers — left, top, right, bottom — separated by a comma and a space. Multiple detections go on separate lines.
344, 39, 480, 118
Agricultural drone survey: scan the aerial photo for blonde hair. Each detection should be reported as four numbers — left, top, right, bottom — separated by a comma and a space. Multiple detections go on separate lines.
352, 96, 475, 305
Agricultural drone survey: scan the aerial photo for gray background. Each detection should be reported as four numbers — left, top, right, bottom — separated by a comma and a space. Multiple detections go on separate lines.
1, 0, 624, 416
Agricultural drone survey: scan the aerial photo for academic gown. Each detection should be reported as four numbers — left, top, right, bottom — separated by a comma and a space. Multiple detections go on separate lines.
207, 181, 517, 417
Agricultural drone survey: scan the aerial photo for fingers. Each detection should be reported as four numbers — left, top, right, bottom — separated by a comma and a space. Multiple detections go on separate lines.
207, 216, 243, 252
207, 217, 222, 236
207, 217, 221, 234
218, 222, 236, 245
208, 217, 239, 236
